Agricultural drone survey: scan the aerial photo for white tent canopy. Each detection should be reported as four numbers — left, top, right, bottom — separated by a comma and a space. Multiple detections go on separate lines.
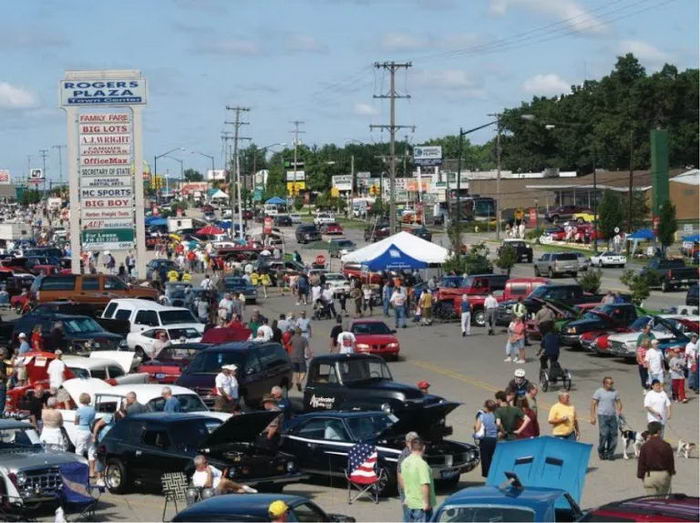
340, 231, 449, 267
210, 189, 228, 199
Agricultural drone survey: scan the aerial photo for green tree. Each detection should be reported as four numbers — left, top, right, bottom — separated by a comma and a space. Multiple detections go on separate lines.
578, 269, 602, 293
597, 190, 624, 241
495, 244, 517, 276
293, 197, 304, 211
656, 200, 678, 252
463, 243, 493, 275
620, 269, 652, 305
183, 169, 203, 182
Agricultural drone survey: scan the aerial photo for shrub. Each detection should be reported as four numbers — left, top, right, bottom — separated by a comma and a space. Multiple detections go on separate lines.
578, 269, 602, 293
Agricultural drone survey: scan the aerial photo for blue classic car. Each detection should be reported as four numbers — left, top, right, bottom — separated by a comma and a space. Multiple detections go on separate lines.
433, 437, 591, 522
172, 493, 355, 522
220, 276, 257, 303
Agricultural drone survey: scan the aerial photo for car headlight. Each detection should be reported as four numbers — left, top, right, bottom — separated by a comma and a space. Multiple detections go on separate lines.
387, 342, 399, 348
380, 402, 392, 414
15, 472, 27, 486
567, 327, 577, 334
625, 340, 636, 348
286, 461, 296, 472
356, 343, 370, 351
119, 339, 129, 349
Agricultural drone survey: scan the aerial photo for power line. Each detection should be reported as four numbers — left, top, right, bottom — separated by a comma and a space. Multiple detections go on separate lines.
225, 106, 251, 240
370, 61, 416, 234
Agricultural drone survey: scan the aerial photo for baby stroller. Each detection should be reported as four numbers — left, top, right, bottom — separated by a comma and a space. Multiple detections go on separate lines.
539, 361, 572, 392
312, 298, 334, 321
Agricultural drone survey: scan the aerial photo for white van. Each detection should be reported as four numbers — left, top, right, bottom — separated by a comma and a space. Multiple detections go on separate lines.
101, 298, 204, 333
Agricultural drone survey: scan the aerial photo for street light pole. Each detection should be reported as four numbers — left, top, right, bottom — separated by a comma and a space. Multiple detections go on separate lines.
154, 147, 185, 201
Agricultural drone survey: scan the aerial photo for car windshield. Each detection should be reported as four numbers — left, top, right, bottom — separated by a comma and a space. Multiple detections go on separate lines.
437, 506, 535, 522
168, 328, 201, 340
553, 253, 578, 260
630, 316, 653, 330
148, 393, 208, 413
157, 346, 203, 360
159, 310, 197, 325
440, 276, 465, 288
187, 351, 247, 373
352, 322, 392, 335
169, 419, 222, 452
530, 286, 554, 299
346, 414, 397, 441
325, 274, 345, 281
337, 240, 354, 247
69, 367, 91, 379
63, 317, 104, 334
338, 358, 393, 383
0, 426, 41, 450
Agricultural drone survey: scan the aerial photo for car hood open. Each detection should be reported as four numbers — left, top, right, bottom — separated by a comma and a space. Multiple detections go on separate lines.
200, 411, 279, 448
385, 398, 461, 438
486, 436, 592, 505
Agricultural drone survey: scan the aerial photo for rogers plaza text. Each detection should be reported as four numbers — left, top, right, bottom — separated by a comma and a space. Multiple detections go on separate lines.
64, 80, 140, 98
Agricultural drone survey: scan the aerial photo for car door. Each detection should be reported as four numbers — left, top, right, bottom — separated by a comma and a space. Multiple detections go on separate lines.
256, 344, 291, 395
285, 417, 352, 475
134, 310, 159, 332
536, 254, 549, 272
303, 362, 345, 411
241, 351, 265, 404
79, 276, 103, 304
138, 423, 187, 486
290, 501, 330, 522
104, 276, 130, 298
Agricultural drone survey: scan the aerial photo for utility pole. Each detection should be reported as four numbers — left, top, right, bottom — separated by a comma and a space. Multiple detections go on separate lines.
52, 145, 66, 188
627, 127, 634, 251
290, 121, 305, 198
488, 113, 503, 240
225, 106, 251, 240
39, 148, 48, 198
370, 61, 415, 234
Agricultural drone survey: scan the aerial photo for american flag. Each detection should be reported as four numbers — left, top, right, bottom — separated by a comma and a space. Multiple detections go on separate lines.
348, 443, 378, 484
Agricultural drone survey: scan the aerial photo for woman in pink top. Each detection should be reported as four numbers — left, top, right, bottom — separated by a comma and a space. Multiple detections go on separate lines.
506, 316, 526, 364
636, 339, 651, 393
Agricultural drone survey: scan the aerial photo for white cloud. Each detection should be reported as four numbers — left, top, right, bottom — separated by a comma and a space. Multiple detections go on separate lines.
0, 82, 39, 110
378, 31, 479, 52
414, 69, 485, 98
488, 0, 606, 34
618, 40, 671, 66
286, 34, 327, 53
193, 38, 261, 56
353, 102, 378, 116
522, 73, 571, 96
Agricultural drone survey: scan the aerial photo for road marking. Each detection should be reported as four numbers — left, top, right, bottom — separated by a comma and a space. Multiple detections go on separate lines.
411, 360, 499, 392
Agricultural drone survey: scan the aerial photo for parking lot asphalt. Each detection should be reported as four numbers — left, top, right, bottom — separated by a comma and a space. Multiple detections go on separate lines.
46, 217, 698, 522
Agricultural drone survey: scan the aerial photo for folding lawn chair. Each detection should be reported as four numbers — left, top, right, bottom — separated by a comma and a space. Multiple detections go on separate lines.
160, 472, 189, 522
345, 442, 385, 504
59, 461, 101, 521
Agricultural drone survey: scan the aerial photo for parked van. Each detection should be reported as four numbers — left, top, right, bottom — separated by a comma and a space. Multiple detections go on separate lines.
101, 298, 204, 333
31, 274, 158, 307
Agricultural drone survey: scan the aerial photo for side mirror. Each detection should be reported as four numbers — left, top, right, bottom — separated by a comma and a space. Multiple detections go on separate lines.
390, 329, 397, 334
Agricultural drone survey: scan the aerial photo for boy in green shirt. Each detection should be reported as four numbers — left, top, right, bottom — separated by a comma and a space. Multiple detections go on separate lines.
400, 439, 436, 522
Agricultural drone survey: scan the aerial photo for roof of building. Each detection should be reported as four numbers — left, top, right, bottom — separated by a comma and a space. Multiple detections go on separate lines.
670, 169, 700, 186
521, 168, 687, 192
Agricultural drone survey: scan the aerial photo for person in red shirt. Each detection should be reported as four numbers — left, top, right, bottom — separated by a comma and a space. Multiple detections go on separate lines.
281, 328, 294, 355
515, 397, 540, 438
30, 325, 44, 352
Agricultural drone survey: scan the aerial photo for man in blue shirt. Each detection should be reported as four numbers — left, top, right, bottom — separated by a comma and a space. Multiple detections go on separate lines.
161, 387, 181, 413
17, 333, 31, 355
539, 330, 560, 370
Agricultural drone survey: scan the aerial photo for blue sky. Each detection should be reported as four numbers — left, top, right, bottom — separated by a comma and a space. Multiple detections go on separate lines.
0, 0, 697, 182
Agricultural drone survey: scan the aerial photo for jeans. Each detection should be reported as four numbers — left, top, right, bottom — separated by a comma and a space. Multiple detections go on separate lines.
460, 312, 471, 335
383, 298, 390, 317
407, 508, 433, 522
648, 371, 664, 386
401, 504, 410, 522
597, 415, 618, 458
0, 384, 5, 415
479, 437, 497, 477
485, 309, 497, 334
688, 365, 699, 391
394, 306, 406, 328
638, 365, 649, 389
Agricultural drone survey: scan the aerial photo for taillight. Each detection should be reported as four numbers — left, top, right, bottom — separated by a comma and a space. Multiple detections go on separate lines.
667, 270, 673, 279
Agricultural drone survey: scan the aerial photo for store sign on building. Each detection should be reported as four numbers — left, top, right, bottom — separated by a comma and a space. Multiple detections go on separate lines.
413, 145, 442, 166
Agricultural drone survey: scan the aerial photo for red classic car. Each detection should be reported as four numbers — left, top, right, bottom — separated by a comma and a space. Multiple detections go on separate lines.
585, 494, 699, 521
342, 263, 384, 285
350, 320, 400, 360
321, 222, 344, 235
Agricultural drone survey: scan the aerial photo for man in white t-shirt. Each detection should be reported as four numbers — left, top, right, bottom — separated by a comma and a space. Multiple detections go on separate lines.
337, 331, 357, 354
47, 350, 66, 390
643, 379, 671, 434
644, 340, 664, 385
213, 365, 239, 412
191, 455, 255, 494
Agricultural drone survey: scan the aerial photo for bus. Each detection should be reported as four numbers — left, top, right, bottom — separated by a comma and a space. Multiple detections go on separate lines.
448, 196, 496, 223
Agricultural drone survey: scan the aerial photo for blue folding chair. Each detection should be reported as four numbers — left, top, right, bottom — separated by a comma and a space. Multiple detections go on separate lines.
59, 462, 101, 521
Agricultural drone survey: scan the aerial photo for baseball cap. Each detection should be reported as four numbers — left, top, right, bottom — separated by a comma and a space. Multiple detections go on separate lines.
18, 332, 26, 338
268, 501, 289, 518
417, 380, 430, 389
514, 368, 526, 378
223, 364, 238, 371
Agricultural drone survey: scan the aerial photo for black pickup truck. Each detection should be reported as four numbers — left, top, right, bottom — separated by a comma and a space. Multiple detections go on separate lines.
640, 258, 699, 292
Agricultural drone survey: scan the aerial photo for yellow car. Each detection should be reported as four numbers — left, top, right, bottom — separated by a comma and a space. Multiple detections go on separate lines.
572, 212, 594, 224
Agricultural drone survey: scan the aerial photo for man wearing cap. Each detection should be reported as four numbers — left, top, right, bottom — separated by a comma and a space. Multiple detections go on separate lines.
46, 350, 66, 390
257, 394, 282, 452
214, 365, 238, 413
397, 431, 419, 521
268, 500, 289, 522
17, 333, 31, 355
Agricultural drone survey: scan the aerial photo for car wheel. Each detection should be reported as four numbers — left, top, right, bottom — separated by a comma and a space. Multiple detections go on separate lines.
377, 467, 396, 497
572, 272, 578, 279
620, 264, 625, 269
134, 346, 145, 360
527, 256, 533, 263
534, 266, 540, 277
105, 458, 129, 494
662, 280, 672, 292
473, 309, 486, 327
548, 268, 554, 279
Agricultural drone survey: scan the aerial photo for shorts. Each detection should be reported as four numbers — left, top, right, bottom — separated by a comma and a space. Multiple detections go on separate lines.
292, 361, 307, 373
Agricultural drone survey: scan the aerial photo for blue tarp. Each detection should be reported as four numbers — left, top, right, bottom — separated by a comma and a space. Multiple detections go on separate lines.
682, 234, 700, 242
265, 196, 286, 204
361, 243, 427, 271
627, 228, 655, 240
145, 217, 167, 226
486, 436, 592, 507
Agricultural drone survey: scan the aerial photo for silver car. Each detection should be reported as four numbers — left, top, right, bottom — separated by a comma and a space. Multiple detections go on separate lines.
533, 252, 580, 278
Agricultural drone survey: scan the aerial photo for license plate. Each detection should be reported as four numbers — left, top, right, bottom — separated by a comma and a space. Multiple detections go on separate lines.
155, 373, 165, 379
440, 469, 459, 479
